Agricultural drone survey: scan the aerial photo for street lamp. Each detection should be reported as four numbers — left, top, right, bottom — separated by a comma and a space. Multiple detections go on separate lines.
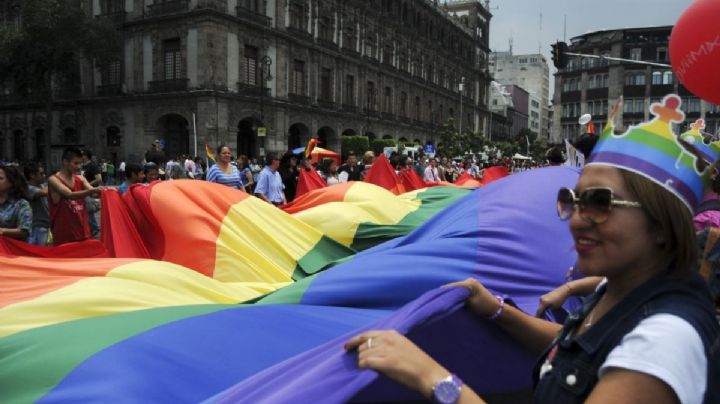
365, 86, 375, 136
258, 55, 272, 156
459, 76, 465, 134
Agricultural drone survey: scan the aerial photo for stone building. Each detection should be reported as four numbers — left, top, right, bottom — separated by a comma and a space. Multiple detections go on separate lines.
552, 26, 719, 144
0, 0, 492, 167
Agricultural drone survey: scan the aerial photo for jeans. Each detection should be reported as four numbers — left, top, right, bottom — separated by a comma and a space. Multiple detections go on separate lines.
28, 227, 49, 246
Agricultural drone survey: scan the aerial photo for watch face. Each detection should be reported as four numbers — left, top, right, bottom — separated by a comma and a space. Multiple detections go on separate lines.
434, 379, 461, 404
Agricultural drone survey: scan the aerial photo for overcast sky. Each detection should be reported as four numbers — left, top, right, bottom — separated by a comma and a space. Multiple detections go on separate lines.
489, 0, 693, 58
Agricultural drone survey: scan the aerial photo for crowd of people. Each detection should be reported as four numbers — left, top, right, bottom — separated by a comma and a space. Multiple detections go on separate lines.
0, 133, 604, 247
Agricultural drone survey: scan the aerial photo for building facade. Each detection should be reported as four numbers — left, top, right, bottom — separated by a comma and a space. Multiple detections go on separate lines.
552, 26, 720, 144
489, 51, 550, 139
0, 0, 492, 167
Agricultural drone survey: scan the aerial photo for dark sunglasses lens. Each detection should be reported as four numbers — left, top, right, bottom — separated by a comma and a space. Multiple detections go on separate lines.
580, 188, 612, 223
556, 188, 575, 220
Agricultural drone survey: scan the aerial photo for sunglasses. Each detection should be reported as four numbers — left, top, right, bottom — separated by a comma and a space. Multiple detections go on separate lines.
557, 187, 642, 224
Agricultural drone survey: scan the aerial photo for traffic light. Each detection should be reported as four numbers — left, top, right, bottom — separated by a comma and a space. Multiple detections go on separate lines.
551, 41, 569, 69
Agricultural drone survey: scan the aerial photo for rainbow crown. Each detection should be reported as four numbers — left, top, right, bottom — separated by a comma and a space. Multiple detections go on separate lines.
587, 94, 719, 213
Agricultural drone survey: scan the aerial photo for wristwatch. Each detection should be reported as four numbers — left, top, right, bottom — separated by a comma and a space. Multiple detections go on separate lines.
432, 374, 463, 404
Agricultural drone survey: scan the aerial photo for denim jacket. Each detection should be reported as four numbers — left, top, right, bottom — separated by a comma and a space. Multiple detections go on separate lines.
532, 274, 720, 404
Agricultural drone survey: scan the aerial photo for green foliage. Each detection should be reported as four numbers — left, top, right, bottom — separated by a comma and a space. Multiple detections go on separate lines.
371, 139, 397, 155
436, 118, 483, 158
341, 136, 370, 157
0, 0, 121, 96
0, 0, 122, 167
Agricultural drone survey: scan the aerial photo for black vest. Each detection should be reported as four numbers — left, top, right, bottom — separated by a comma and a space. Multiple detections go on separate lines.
533, 274, 720, 403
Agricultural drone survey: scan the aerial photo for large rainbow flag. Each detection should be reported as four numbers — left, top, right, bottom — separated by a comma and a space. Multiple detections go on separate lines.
0, 167, 580, 403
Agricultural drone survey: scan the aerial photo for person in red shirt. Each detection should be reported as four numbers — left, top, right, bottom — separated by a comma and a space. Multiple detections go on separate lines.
47, 147, 104, 245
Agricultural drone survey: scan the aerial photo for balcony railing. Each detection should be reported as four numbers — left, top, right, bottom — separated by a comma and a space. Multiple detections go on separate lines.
97, 84, 124, 96
341, 104, 358, 113
237, 82, 270, 97
316, 100, 336, 110
97, 11, 127, 25
147, 0, 190, 17
196, 0, 227, 12
236, 6, 271, 26
288, 93, 310, 104
149, 78, 189, 92
317, 38, 338, 50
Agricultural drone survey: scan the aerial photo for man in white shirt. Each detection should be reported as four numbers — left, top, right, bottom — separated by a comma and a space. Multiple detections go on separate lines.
423, 158, 440, 182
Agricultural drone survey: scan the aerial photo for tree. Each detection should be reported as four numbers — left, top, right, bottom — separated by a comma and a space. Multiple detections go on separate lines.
436, 118, 483, 158
0, 0, 121, 168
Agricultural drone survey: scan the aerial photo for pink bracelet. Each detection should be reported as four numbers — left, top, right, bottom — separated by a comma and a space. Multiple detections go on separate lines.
488, 295, 505, 320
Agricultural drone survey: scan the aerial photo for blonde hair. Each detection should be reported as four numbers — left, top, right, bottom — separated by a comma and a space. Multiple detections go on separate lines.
363, 151, 375, 165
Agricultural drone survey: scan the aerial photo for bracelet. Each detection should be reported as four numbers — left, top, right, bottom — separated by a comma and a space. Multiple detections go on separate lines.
488, 295, 505, 320
564, 283, 573, 294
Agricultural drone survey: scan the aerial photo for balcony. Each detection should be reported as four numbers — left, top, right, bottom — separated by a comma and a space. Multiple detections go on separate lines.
97, 84, 124, 96
236, 6, 271, 26
149, 78, 189, 92
196, 0, 226, 12
236, 82, 270, 97
341, 104, 358, 113
147, 0, 190, 17
287, 25, 313, 40
288, 93, 310, 104
317, 38, 338, 50
341, 46, 360, 57
97, 11, 127, 25
317, 100, 336, 110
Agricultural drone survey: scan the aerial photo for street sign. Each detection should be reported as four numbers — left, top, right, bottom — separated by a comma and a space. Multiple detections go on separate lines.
423, 143, 435, 154
257, 127, 267, 137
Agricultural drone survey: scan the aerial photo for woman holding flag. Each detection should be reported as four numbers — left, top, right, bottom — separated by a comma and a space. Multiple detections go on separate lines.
346, 95, 719, 403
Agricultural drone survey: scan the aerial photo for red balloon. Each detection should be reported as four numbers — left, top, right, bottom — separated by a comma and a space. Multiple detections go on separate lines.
670, 0, 720, 105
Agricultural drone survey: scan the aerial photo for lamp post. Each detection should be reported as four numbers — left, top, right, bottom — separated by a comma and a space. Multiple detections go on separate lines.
258, 55, 273, 156
459, 76, 465, 134
365, 86, 375, 136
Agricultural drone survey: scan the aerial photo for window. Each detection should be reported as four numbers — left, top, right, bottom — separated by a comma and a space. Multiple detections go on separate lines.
630, 48, 642, 61
163, 38, 182, 80
625, 72, 646, 86
103, 60, 121, 85
343, 24, 357, 52
239, 0, 262, 13
365, 35, 376, 58
344, 75, 355, 105
366, 81, 376, 110
383, 86, 392, 113
683, 97, 701, 114
652, 71, 662, 85
400, 92, 408, 117
289, 3, 306, 30
320, 68, 333, 101
623, 98, 645, 114
414, 96, 420, 120
102, 0, 124, 13
656, 47, 668, 62
243, 45, 258, 85
107, 126, 121, 147
319, 16, 333, 42
518, 58, 527, 64
292, 60, 305, 95
427, 100, 433, 121
662, 71, 673, 85
383, 46, 393, 66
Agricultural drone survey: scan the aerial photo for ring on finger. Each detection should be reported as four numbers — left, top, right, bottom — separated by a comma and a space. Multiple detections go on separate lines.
367, 337, 373, 349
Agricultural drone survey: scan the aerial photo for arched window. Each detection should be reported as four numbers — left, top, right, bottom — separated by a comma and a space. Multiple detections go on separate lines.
662, 71, 674, 85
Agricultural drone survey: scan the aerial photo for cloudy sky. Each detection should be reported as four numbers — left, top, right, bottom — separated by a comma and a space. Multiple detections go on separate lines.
489, 0, 693, 58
